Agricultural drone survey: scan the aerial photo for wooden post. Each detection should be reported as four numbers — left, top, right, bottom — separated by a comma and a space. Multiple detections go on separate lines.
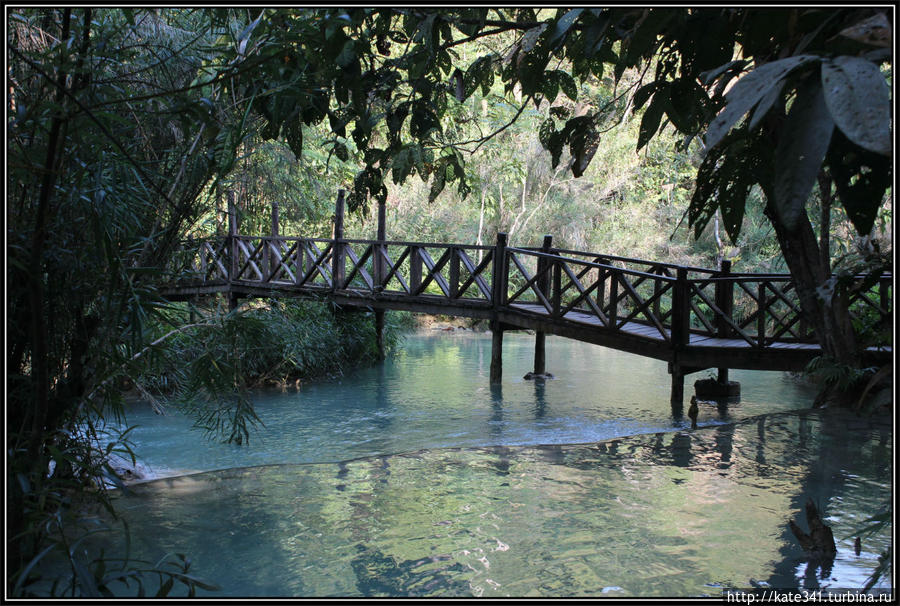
227, 190, 239, 311
597, 258, 607, 325
272, 200, 280, 237
491, 232, 508, 309
608, 271, 619, 329
375, 199, 386, 359
269, 200, 279, 281
715, 259, 732, 384
653, 270, 662, 322
410, 246, 422, 294
669, 267, 690, 410
376, 198, 386, 289
671, 267, 690, 349
670, 363, 685, 413
551, 256, 562, 319
757, 282, 766, 348
533, 235, 553, 375
490, 319, 503, 384
489, 233, 508, 384
332, 190, 345, 290
449, 246, 460, 299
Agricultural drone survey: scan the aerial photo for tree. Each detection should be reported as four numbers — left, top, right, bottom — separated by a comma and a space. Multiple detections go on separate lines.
222, 7, 891, 400
6, 7, 248, 589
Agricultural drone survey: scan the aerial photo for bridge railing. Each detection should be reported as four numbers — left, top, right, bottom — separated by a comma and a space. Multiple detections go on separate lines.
505, 246, 679, 342
198, 235, 497, 305
167, 234, 891, 351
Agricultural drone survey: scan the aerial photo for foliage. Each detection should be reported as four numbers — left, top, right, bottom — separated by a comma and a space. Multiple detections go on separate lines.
200, 8, 891, 241
133, 299, 409, 444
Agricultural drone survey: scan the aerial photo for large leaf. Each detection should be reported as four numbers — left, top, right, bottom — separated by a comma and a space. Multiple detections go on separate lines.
821, 56, 891, 157
704, 55, 820, 151
826, 129, 893, 235
517, 51, 549, 97
689, 128, 770, 243
748, 79, 785, 131
567, 116, 599, 177
637, 85, 668, 151
774, 77, 834, 231
557, 70, 578, 101
548, 8, 583, 48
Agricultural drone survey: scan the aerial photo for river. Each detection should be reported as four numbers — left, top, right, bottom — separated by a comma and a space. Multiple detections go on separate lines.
88, 331, 892, 597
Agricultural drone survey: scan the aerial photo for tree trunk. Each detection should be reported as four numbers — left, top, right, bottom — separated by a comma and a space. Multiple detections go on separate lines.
765, 200, 859, 405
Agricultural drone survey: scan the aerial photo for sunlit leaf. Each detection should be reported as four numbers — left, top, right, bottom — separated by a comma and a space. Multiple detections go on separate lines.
704, 55, 820, 151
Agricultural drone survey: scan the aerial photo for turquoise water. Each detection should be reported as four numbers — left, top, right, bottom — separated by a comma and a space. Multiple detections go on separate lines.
115, 331, 822, 478
83, 332, 891, 597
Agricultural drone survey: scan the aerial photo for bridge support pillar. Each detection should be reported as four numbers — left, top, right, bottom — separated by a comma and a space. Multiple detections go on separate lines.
490, 320, 503, 384
670, 364, 685, 414
533, 234, 552, 377
533, 331, 546, 375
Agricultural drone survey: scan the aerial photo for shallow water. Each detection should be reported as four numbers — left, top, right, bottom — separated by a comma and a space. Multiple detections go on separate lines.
116, 331, 821, 477
82, 332, 891, 597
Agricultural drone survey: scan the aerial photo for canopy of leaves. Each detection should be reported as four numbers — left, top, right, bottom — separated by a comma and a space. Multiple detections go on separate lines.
214, 8, 890, 238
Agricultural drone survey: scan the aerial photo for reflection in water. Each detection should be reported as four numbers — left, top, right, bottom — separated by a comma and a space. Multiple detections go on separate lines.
112, 332, 823, 477
77, 333, 891, 598
532, 381, 547, 420
76, 408, 892, 598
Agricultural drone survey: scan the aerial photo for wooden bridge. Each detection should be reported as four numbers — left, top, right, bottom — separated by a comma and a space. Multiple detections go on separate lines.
162, 193, 892, 411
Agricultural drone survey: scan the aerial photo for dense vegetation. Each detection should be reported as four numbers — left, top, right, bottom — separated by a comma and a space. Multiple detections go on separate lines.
6, 7, 892, 596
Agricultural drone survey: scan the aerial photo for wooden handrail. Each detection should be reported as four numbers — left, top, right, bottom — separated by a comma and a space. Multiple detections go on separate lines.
167, 232, 892, 354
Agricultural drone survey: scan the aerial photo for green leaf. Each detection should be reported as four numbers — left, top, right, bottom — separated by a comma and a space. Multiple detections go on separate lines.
541, 72, 559, 102
391, 146, 413, 184
428, 158, 448, 202
451, 68, 465, 102
557, 71, 578, 101
517, 52, 549, 97
638, 86, 668, 151
237, 12, 264, 44
333, 142, 349, 162
704, 55, 820, 151
521, 24, 547, 52
335, 40, 356, 68
156, 578, 175, 597
774, 77, 834, 231
821, 56, 891, 156
547, 131, 566, 168
622, 9, 674, 69
566, 116, 598, 177
748, 79, 785, 131
826, 129, 893, 236
690, 129, 770, 242
538, 118, 556, 149
549, 9, 584, 48
633, 81, 658, 110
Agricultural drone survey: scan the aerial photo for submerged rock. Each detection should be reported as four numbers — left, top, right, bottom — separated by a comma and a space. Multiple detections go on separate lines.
523, 372, 554, 380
